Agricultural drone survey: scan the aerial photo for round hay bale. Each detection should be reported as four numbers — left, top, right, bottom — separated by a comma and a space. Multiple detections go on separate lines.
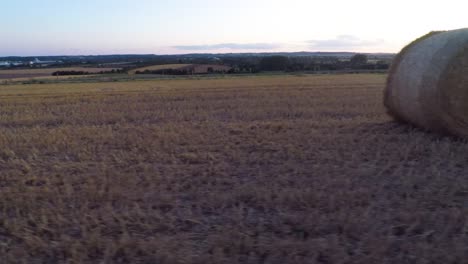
384, 28, 468, 137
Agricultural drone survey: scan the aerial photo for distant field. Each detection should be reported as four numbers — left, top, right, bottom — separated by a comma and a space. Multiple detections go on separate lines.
1, 74, 467, 263
0, 67, 120, 80
128, 64, 191, 74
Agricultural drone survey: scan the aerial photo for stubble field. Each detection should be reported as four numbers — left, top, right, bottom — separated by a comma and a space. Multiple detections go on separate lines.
1, 74, 468, 263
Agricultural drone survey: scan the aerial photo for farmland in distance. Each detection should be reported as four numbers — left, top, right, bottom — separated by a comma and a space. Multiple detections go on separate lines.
1, 74, 468, 263
0, 67, 121, 80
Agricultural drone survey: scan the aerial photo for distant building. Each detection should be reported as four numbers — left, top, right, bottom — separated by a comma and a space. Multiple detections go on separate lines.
0, 61, 25, 67
11, 62, 25, 66
29, 58, 61, 67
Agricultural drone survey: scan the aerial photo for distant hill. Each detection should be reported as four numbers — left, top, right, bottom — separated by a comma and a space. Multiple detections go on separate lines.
0, 52, 395, 74
0, 52, 395, 65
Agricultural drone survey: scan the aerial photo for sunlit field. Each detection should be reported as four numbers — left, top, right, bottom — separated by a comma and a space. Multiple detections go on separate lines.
1, 74, 467, 263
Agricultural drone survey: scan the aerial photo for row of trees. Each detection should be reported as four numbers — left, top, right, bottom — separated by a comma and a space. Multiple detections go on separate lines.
52, 69, 125, 76
131, 54, 390, 75
237, 54, 389, 73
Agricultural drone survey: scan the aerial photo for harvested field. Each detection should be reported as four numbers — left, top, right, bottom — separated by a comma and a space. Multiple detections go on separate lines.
0, 67, 121, 80
1, 74, 468, 263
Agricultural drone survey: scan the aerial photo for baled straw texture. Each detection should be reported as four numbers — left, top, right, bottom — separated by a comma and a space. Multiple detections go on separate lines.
385, 28, 468, 137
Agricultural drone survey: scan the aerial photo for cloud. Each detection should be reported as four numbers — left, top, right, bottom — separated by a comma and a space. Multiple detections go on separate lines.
307, 35, 385, 50
173, 43, 280, 51
169, 37, 388, 54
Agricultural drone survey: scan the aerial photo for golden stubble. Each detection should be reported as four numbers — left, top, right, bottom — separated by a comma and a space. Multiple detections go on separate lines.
1, 74, 466, 263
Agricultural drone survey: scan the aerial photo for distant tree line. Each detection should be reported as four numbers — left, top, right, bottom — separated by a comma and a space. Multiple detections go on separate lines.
5, 53, 393, 74
255, 54, 388, 73
135, 66, 231, 75
52, 69, 124, 76
52, 71, 89, 76
48, 54, 390, 76
214, 54, 391, 74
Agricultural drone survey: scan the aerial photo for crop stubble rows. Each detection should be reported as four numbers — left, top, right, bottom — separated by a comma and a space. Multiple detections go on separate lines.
1, 74, 468, 263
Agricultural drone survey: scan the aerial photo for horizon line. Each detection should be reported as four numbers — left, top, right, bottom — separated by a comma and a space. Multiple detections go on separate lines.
0, 50, 397, 58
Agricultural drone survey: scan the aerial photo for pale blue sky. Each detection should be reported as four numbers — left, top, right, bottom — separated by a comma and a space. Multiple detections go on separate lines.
1, 0, 467, 56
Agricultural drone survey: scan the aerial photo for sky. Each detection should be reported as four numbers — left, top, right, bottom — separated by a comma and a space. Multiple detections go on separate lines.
1, 0, 467, 56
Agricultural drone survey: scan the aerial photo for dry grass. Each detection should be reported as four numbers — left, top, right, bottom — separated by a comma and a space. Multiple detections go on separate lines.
1, 74, 467, 263
0, 67, 120, 80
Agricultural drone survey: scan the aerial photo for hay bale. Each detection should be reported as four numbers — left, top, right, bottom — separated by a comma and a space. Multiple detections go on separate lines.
385, 28, 468, 137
